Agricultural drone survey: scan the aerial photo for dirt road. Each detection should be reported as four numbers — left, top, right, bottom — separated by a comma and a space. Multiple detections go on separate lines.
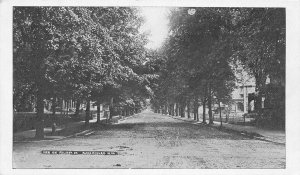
13, 110, 285, 168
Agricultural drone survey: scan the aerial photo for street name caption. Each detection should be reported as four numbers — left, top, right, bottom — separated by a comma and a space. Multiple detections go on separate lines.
41, 150, 118, 155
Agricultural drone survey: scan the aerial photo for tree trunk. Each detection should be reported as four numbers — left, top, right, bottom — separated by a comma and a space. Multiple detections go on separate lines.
202, 84, 207, 124
193, 108, 197, 120
196, 106, 199, 121
254, 74, 265, 113
66, 100, 69, 117
193, 97, 197, 120
180, 103, 185, 118
219, 101, 222, 127
254, 94, 262, 113
75, 100, 80, 117
32, 8, 45, 139
35, 88, 44, 139
175, 104, 178, 116
193, 106, 197, 120
60, 99, 63, 115
202, 100, 206, 124
165, 105, 168, 115
51, 97, 57, 134
97, 103, 101, 123
51, 97, 56, 115
187, 99, 191, 119
171, 104, 175, 116
85, 100, 90, 127
208, 85, 213, 124
109, 97, 114, 119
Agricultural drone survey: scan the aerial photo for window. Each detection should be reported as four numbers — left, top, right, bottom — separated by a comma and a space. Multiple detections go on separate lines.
237, 102, 244, 112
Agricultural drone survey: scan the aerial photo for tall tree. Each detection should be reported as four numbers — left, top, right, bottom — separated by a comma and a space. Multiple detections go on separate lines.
13, 7, 150, 137
232, 8, 285, 128
152, 8, 236, 125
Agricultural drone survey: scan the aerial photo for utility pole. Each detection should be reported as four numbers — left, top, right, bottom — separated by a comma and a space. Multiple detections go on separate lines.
243, 85, 247, 114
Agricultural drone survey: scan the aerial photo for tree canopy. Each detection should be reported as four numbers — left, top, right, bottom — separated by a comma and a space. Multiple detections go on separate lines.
151, 7, 285, 128
13, 7, 155, 138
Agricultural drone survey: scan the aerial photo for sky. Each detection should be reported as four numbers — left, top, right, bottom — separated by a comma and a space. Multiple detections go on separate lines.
139, 7, 170, 49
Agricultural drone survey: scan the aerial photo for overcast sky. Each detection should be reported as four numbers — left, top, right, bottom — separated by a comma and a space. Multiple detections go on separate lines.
139, 7, 170, 49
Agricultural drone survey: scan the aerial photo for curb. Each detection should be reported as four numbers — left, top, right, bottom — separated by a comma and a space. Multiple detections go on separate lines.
205, 123, 285, 145
168, 115, 285, 145
13, 128, 95, 143
13, 120, 99, 143
13, 136, 68, 143
13, 115, 138, 143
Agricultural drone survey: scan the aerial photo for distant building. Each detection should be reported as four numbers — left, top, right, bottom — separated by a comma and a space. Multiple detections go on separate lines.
231, 84, 256, 114
230, 63, 270, 115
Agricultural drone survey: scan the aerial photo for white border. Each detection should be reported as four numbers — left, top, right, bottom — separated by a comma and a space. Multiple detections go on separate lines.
1, 0, 300, 175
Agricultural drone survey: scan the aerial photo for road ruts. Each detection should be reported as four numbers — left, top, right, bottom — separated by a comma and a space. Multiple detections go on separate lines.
13, 109, 285, 168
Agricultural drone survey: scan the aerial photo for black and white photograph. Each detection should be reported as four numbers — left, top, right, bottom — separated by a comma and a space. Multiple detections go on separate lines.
1, 0, 300, 174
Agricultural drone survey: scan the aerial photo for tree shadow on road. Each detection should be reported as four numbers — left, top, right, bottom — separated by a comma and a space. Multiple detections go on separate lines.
91, 121, 252, 141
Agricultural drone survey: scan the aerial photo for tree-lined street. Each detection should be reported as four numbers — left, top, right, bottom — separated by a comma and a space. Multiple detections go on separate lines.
12, 6, 287, 169
13, 110, 285, 168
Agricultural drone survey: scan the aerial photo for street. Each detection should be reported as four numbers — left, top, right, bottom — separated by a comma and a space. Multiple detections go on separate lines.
13, 110, 285, 168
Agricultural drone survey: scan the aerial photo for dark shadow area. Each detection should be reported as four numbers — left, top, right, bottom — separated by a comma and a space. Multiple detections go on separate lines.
91, 118, 252, 141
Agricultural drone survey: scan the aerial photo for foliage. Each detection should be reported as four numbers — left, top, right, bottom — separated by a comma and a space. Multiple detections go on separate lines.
152, 8, 236, 119
231, 8, 285, 128
151, 7, 285, 129
231, 8, 285, 110
13, 7, 153, 137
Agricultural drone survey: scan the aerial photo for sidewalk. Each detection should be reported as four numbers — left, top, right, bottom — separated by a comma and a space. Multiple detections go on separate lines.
168, 115, 285, 144
13, 117, 101, 142
13, 114, 135, 142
